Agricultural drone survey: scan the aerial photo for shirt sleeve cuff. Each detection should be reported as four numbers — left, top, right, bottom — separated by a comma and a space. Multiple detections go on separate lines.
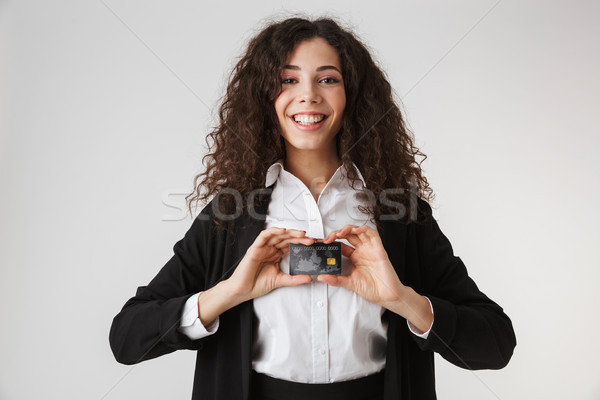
178, 292, 220, 340
407, 296, 434, 339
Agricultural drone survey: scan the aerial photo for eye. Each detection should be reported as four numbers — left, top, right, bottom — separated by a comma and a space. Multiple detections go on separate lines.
281, 78, 296, 84
320, 77, 340, 84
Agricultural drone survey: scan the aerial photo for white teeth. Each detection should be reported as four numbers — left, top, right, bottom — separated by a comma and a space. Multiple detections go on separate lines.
293, 114, 325, 125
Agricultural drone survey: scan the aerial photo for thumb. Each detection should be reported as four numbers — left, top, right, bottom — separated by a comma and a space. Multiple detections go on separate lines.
275, 273, 313, 288
316, 274, 351, 290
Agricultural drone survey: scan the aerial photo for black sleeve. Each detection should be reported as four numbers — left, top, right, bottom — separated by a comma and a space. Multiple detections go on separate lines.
109, 206, 215, 365
410, 200, 517, 370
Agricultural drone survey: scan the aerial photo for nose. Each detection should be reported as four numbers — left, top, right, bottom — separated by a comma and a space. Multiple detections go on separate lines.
296, 81, 322, 103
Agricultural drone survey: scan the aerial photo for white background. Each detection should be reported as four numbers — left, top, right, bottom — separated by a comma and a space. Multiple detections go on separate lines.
1, 0, 599, 399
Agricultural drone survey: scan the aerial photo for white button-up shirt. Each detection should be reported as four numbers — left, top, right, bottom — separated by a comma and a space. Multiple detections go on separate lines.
179, 159, 430, 383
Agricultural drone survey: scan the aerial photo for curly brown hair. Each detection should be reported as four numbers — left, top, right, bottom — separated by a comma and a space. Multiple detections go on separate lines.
186, 14, 434, 234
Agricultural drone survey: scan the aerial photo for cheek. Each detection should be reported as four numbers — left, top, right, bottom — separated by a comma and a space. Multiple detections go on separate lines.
273, 98, 282, 115
334, 89, 346, 112
274, 95, 290, 119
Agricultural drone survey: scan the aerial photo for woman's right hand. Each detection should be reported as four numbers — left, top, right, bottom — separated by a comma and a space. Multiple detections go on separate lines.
226, 227, 315, 303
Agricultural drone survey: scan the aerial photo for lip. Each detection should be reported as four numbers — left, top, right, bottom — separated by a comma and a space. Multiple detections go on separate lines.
291, 111, 328, 117
288, 114, 329, 132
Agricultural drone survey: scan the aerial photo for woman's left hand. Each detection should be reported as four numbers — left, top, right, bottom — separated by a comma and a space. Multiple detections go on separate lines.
315, 224, 406, 308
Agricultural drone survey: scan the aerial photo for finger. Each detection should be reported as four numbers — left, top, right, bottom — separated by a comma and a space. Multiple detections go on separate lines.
337, 224, 363, 238
265, 229, 307, 247
275, 236, 315, 249
254, 227, 287, 247
285, 229, 309, 236
337, 224, 359, 234
319, 231, 334, 244
275, 273, 313, 288
260, 246, 285, 263
335, 230, 362, 248
333, 225, 357, 240
351, 225, 379, 244
340, 242, 355, 258
316, 274, 352, 291
324, 224, 362, 244
321, 230, 338, 244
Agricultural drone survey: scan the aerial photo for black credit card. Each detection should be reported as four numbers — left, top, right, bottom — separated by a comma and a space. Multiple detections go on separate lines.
289, 242, 342, 275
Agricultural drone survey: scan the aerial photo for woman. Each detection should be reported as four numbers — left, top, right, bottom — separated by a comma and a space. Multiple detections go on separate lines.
109, 16, 516, 400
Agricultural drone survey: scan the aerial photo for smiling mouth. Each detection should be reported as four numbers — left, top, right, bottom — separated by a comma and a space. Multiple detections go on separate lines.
290, 114, 329, 126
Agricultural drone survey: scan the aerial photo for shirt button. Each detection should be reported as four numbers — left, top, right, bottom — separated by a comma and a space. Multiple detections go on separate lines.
316, 300, 324, 308
319, 348, 326, 355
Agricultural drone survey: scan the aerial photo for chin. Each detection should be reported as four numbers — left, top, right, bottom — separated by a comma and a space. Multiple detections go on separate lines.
287, 141, 323, 151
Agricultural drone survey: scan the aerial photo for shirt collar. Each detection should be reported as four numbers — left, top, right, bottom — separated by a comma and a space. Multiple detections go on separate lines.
264, 158, 367, 189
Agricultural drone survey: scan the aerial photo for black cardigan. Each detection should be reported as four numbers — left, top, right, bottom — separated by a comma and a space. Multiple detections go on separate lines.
109, 186, 516, 399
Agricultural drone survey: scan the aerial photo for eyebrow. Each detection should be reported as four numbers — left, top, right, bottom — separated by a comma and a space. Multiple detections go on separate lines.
283, 65, 342, 74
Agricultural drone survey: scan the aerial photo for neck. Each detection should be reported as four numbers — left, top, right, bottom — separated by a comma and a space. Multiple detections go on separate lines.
283, 148, 341, 199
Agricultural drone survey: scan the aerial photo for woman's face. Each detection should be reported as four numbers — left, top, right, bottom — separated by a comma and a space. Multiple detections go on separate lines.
274, 37, 346, 154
